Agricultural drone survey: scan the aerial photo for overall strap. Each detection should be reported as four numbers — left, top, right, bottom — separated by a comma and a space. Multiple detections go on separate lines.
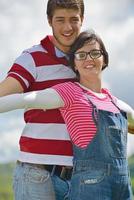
104, 90, 122, 112
84, 93, 98, 126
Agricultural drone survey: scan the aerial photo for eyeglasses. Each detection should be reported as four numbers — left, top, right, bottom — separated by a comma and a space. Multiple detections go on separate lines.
74, 49, 103, 60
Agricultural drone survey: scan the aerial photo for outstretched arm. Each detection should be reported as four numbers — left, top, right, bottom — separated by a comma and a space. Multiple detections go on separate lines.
116, 99, 134, 134
0, 88, 64, 113
0, 77, 24, 97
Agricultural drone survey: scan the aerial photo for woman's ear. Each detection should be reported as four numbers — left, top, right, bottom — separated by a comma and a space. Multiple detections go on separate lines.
74, 66, 78, 72
103, 62, 106, 67
102, 57, 106, 69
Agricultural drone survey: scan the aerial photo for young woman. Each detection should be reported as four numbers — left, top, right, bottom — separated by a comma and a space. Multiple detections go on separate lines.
0, 30, 134, 199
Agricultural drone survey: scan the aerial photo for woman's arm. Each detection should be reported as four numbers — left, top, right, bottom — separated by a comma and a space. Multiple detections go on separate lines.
0, 88, 64, 113
116, 99, 134, 134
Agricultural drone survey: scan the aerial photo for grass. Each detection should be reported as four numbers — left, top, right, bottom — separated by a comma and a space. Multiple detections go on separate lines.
0, 163, 14, 200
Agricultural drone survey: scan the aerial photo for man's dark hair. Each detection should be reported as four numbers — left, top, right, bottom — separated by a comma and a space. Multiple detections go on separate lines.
68, 30, 109, 79
47, 0, 84, 20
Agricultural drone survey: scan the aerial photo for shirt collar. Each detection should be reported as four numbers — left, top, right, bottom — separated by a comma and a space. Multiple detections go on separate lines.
55, 47, 69, 60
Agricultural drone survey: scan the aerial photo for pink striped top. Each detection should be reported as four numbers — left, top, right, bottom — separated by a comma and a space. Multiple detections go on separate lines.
53, 82, 120, 148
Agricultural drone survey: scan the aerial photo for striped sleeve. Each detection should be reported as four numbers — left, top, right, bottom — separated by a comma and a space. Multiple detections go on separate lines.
52, 82, 76, 108
7, 52, 37, 91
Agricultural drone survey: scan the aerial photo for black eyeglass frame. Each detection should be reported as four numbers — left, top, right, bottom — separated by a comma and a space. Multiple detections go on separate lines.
74, 49, 104, 60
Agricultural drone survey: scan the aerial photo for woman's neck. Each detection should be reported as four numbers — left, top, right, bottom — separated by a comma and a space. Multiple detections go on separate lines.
79, 77, 102, 93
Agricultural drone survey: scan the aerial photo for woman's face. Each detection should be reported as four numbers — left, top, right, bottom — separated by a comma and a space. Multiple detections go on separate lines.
74, 40, 104, 81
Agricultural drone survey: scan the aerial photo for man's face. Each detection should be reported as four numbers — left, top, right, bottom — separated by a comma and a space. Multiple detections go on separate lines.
48, 8, 83, 53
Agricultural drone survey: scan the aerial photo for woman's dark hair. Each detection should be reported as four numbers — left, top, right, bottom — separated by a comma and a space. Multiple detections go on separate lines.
68, 30, 109, 79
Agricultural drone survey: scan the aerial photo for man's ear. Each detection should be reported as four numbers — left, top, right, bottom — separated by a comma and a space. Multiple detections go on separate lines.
81, 16, 84, 25
47, 17, 52, 27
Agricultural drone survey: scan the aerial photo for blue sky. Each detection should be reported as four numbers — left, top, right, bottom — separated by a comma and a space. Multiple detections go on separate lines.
0, 0, 134, 163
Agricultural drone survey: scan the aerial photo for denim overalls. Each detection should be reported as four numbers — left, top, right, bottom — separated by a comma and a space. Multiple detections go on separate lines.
70, 96, 133, 200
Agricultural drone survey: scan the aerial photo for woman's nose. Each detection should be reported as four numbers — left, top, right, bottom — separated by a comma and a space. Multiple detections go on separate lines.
86, 53, 92, 61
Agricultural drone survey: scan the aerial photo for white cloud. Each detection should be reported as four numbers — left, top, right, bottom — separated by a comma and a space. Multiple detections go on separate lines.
0, 111, 24, 163
0, 130, 19, 163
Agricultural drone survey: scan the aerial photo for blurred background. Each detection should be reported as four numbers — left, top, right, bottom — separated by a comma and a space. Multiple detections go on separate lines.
0, 0, 134, 199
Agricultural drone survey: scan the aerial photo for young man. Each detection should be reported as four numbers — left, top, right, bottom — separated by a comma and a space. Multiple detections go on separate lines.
0, 1, 84, 200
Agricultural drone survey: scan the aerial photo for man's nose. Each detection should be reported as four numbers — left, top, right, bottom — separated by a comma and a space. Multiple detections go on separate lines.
63, 22, 73, 32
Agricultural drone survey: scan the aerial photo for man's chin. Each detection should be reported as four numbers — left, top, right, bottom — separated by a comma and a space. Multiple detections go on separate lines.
62, 40, 75, 47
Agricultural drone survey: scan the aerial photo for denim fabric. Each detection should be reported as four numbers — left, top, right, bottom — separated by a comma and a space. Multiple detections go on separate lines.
51, 175, 70, 200
13, 162, 56, 200
69, 99, 133, 200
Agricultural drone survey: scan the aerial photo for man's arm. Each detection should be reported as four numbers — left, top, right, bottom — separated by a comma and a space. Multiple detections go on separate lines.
0, 77, 24, 96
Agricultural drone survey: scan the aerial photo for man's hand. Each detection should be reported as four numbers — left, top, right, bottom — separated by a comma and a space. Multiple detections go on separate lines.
128, 126, 134, 134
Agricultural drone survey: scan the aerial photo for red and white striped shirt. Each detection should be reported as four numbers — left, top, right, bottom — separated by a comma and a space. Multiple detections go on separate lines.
7, 35, 76, 165
53, 82, 120, 148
